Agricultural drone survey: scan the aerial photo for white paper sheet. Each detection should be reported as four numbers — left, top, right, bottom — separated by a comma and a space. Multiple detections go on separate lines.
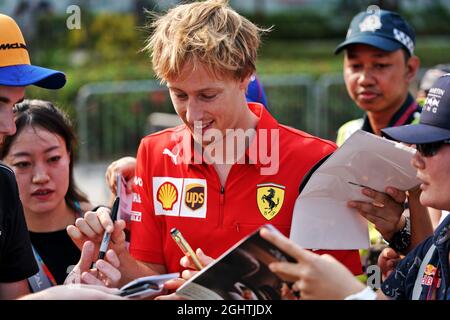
117, 173, 133, 222
290, 130, 420, 250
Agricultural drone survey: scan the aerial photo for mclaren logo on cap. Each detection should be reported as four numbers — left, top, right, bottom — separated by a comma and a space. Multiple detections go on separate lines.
257, 183, 285, 220
359, 15, 382, 32
0, 42, 27, 50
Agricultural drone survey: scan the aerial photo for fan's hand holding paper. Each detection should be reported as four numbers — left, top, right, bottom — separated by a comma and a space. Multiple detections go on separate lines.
290, 130, 419, 250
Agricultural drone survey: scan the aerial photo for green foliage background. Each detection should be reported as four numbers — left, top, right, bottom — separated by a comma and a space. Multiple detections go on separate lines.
22, 3, 450, 158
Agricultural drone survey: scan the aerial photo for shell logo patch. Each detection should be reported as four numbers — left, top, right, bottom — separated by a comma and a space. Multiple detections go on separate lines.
157, 182, 178, 210
153, 177, 183, 216
256, 183, 285, 220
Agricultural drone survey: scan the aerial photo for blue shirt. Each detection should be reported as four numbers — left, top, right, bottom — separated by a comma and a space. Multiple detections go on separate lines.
382, 214, 450, 300
246, 76, 268, 109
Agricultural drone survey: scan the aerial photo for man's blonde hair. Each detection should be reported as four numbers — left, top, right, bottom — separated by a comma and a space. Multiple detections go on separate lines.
144, 0, 266, 82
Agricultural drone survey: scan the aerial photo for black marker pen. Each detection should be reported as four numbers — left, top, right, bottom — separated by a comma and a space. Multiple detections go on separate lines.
92, 196, 120, 268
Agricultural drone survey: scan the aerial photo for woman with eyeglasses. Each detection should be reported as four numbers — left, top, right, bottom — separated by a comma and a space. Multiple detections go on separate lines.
260, 74, 450, 300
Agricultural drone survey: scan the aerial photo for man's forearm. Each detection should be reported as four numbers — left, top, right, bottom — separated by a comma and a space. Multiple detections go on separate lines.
0, 280, 30, 300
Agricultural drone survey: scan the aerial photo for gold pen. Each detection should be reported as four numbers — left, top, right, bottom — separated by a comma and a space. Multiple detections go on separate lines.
170, 228, 203, 270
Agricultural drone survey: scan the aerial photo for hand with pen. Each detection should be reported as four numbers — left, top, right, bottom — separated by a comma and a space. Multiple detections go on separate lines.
64, 240, 122, 288
66, 204, 127, 288
155, 247, 215, 300
67, 204, 128, 255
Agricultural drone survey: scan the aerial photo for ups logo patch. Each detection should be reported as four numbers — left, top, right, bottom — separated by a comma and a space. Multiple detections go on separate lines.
185, 183, 205, 210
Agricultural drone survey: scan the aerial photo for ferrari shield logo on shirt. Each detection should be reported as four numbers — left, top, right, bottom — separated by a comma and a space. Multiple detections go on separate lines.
153, 177, 183, 216
180, 178, 207, 218
256, 183, 285, 220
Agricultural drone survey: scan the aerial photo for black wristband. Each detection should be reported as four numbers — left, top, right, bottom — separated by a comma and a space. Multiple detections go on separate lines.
387, 216, 411, 254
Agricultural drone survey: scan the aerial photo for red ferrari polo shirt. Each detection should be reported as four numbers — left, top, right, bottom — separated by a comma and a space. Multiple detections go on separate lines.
130, 103, 362, 275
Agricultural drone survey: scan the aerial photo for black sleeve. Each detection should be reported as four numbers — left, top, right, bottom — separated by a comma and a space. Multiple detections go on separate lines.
0, 165, 38, 282
298, 152, 333, 195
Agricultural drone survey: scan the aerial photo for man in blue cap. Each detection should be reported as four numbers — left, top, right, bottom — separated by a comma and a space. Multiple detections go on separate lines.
335, 8, 421, 144
333, 9, 435, 276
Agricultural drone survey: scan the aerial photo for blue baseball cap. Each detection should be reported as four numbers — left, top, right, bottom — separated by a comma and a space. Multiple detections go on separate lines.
0, 14, 66, 89
335, 9, 415, 56
382, 74, 450, 144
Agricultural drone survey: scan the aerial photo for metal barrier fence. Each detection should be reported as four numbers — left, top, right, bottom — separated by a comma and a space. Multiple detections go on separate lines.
75, 74, 364, 163
314, 73, 364, 139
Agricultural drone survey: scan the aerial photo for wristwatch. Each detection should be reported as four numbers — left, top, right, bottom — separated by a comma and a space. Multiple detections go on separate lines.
387, 216, 411, 254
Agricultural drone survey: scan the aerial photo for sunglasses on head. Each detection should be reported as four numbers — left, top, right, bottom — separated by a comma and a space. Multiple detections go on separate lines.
416, 139, 450, 157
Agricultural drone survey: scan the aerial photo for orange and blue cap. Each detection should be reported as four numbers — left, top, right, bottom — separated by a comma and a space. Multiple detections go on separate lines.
0, 14, 66, 89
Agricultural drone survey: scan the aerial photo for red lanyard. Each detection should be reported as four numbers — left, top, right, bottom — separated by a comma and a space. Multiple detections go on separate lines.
393, 101, 419, 127
32, 246, 58, 286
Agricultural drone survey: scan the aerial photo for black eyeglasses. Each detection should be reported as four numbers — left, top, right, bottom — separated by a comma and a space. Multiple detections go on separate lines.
416, 140, 450, 157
